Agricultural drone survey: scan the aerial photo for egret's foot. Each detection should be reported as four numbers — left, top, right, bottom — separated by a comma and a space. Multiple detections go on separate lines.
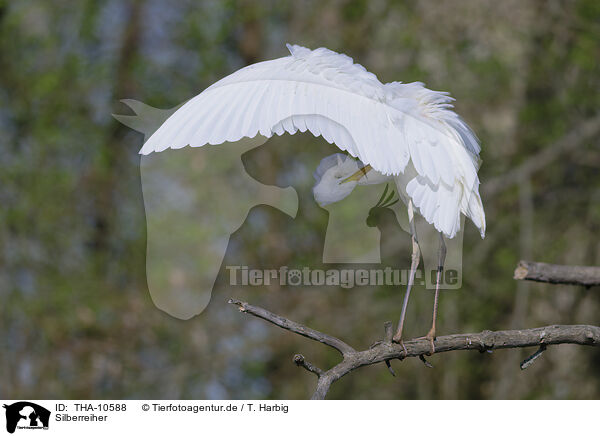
416, 328, 436, 356
392, 335, 408, 357
425, 327, 436, 355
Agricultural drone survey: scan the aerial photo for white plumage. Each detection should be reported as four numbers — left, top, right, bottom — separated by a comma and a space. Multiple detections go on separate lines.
312, 153, 390, 207
141, 43, 485, 239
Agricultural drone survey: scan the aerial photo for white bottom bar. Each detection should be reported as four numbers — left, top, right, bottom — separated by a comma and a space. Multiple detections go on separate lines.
1, 400, 595, 435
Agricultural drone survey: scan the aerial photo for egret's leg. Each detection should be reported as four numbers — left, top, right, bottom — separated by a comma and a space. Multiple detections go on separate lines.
392, 199, 420, 353
425, 232, 446, 355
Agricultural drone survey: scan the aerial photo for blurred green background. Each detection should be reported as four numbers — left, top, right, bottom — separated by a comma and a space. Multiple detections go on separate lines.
1, 0, 599, 399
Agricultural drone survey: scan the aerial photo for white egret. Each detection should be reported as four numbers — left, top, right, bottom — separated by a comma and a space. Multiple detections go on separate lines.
313, 151, 485, 352
312, 153, 391, 206
140, 44, 486, 353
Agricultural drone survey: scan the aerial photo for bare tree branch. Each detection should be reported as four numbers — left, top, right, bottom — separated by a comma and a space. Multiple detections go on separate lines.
228, 299, 356, 356
293, 354, 324, 377
520, 344, 547, 370
514, 260, 600, 287
229, 298, 600, 399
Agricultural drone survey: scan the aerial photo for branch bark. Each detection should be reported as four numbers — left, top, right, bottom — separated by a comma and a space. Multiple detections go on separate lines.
228, 299, 355, 356
514, 260, 600, 287
228, 298, 600, 399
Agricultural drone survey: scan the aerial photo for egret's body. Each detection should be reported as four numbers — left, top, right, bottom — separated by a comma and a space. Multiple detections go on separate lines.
141, 44, 486, 352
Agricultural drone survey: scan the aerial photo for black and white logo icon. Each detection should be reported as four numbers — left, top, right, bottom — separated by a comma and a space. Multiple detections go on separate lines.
3, 402, 50, 434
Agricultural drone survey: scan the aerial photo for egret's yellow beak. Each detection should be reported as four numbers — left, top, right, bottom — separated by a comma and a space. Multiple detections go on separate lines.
340, 164, 373, 184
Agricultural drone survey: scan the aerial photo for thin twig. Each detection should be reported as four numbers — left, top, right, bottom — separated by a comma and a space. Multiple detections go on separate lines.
383, 321, 394, 343
383, 321, 396, 376
293, 354, 324, 377
230, 298, 600, 400
419, 354, 434, 368
228, 299, 356, 356
520, 344, 547, 370
514, 260, 600, 287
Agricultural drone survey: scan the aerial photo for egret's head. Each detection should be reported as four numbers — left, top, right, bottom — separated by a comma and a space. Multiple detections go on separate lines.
312, 153, 361, 207
312, 153, 392, 207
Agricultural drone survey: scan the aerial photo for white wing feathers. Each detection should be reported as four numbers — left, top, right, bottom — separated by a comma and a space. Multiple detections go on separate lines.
140, 44, 485, 238
406, 176, 462, 238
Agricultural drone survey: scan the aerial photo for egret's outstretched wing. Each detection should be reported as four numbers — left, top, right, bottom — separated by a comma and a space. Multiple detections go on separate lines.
141, 44, 485, 237
141, 44, 410, 175
142, 45, 467, 177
